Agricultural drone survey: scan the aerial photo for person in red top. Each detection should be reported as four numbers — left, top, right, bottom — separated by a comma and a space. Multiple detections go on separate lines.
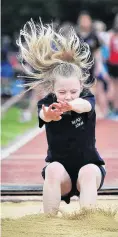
107, 14, 118, 119
109, 34, 118, 67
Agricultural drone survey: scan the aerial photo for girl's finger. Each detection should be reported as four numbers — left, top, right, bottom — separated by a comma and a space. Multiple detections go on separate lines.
64, 101, 69, 105
52, 110, 63, 116
51, 103, 62, 110
55, 112, 63, 116
48, 104, 60, 112
57, 101, 65, 108
48, 104, 53, 110
54, 115, 62, 121
42, 104, 46, 113
48, 104, 56, 113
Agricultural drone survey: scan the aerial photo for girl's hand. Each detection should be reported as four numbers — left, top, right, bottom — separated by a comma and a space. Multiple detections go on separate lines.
52, 100, 72, 113
42, 104, 63, 121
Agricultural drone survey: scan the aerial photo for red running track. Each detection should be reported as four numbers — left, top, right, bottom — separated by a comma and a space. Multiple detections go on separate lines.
1, 120, 118, 188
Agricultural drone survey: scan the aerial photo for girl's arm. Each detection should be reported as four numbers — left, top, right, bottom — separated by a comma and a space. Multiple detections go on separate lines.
69, 98, 92, 113
53, 98, 92, 114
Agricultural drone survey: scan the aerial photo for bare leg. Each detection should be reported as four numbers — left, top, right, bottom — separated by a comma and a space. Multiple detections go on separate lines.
112, 79, 118, 110
106, 78, 115, 104
95, 81, 109, 118
20, 88, 40, 122
76, 164, 104, 208
43, 162, 72, 214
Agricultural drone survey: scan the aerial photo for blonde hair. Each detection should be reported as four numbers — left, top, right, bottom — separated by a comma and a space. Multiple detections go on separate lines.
17, 18, 94, 95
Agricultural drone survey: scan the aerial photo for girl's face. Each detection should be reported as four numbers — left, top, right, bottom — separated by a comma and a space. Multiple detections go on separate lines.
54, 76, 82, 102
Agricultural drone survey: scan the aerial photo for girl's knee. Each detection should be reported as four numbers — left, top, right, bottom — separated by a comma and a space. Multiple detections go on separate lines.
45, 162, 64, 181
77, 164, 98, 188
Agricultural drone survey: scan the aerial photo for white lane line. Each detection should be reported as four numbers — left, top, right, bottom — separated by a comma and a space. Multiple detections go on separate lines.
1, 155, 46, 160
1, 127, 45, 160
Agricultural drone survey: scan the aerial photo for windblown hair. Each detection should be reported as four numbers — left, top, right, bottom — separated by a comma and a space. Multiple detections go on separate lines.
17, 18, 94, 95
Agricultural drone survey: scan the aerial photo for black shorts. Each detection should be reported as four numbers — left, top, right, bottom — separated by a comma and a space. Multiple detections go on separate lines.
41, 162, 106, 204
107, 62, 118, 78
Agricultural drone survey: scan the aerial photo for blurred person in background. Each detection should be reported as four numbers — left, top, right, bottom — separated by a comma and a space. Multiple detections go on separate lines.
8, 50, 25, 96
16, 63, 40, 123
59, 21, 76, 37
19, 88, 40, 123
1, 41, 39, 122
107, 14, 118, 120
93, 20, 109, 44
8, 35, 41, 122
76, 11, 102, 79
93, 20, 111, 118
1, 35, 12, 53
1, 50, 14, 99
76, 11, 107, 118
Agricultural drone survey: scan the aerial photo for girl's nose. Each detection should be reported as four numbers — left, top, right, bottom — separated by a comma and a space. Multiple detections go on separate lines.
65, 93, 71, 100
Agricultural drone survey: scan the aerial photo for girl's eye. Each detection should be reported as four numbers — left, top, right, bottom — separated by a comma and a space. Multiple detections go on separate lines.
59, 91, 65, 94
71, 91, 77, 94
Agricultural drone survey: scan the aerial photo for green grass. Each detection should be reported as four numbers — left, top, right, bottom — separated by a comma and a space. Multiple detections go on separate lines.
1, 107, 37, 147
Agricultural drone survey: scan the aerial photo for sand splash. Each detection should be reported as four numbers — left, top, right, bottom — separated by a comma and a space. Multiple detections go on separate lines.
2, 207, 118, 237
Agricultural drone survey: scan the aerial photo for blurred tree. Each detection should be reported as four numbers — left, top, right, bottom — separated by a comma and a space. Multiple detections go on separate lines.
1, 0, 118, 36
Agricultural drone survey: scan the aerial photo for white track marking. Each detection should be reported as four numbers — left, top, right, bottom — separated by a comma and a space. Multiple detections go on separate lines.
1, 127, 45, 160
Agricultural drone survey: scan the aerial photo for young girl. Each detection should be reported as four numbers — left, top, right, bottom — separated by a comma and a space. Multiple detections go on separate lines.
17, 19, 106, 214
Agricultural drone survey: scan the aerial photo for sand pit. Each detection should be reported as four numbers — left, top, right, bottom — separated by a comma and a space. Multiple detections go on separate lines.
1, 197, 118, 237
